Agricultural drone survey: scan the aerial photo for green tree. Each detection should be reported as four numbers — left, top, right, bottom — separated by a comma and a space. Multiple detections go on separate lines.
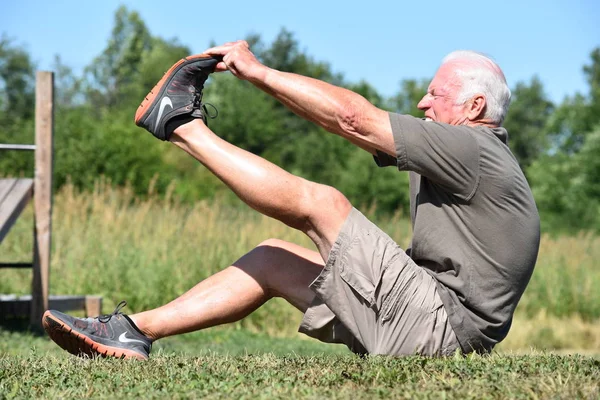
391, 78, 428, 117
84, 6, 152, 110
526, 48, 600, 232
528, 127, 600, 232
503, 77, 554, 171
0, 36, 36, 176
0, 35, 35, 121
52, 55, 84, 108
547, 47, 600, 153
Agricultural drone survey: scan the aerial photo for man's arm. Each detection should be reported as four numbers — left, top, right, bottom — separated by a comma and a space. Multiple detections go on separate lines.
205, 41, 395, 156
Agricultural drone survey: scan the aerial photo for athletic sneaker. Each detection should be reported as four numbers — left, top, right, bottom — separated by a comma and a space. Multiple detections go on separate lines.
134, 54, 220, 141
42, 301, 152, 360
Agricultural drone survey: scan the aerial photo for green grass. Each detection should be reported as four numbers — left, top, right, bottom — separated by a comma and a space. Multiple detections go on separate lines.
1, 182, 600, 352
1, 328, 599, 399
1, 182, 600, 398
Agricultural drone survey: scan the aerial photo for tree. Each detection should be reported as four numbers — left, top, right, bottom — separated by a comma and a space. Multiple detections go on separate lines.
84, 6, 152, 110
0, 35, 35, 121
0, 36, 36, 175
547, 47, 600, 153
502, 77, 554, 171
525, 48, 600, 232
528, 127, 600, 232
390, 78, 429, 117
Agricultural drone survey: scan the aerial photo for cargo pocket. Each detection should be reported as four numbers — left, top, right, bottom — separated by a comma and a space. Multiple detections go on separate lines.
339, 264, 377, 308
380, 276, 408, 322
337, 232, 403, 311
380, 265, 442, 323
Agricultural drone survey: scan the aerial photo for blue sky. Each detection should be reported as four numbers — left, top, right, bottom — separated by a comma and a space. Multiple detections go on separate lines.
1, 0, 599, 103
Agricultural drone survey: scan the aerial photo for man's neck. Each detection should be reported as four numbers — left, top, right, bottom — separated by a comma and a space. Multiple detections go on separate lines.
467, 119, 499, 129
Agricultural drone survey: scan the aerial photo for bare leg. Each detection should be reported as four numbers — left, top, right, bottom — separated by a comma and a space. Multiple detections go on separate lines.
169, 119, 351, 259
131, 120, 352, 340
131, 239, 324, 340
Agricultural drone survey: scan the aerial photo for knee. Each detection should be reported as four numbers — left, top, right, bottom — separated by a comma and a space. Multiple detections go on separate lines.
244, 239, 292, 298
256, 238, 289, 253
245, 238, 291, 275
299, 182, 352, 234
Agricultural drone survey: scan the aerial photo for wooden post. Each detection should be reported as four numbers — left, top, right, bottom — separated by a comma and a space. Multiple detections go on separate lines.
85, 296, 103, 317
30, 71, 54, 329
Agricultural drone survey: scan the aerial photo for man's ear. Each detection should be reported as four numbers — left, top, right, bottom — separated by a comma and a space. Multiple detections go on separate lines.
467, 94, 486, 121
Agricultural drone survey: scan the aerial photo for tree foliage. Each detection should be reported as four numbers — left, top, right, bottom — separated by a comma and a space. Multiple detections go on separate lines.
0, 6, 598, 231
502, 77, 554, 171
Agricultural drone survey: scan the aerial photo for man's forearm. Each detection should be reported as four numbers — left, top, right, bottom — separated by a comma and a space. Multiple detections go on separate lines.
249, 67, 374, 146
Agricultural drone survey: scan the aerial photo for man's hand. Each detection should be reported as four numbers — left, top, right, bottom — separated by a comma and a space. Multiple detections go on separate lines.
204, 40, 266, 82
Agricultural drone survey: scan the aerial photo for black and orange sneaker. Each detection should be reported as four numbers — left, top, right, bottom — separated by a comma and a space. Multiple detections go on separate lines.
42, 301, 152, 360
134, 54, 220, 141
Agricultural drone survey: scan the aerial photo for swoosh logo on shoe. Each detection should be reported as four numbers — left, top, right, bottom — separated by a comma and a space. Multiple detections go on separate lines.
155, 96, 173, 131
118, 332, 147, 345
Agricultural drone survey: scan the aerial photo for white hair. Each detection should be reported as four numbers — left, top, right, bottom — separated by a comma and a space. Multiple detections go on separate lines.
442, 50, 511, 125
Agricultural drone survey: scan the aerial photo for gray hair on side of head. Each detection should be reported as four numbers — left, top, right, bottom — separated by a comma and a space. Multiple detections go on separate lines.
442, 50, 511, 125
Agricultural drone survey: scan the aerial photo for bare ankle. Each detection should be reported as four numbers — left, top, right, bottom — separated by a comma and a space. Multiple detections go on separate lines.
171, 118, 206, 141
129, 314, 159, 341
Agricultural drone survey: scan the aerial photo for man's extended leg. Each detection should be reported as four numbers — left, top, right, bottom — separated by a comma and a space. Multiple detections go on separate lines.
169, 119, 352, 260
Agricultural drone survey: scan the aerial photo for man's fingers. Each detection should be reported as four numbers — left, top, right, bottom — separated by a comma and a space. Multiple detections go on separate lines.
204, 45, 229, 56
214, 61, 229, 72
204, 40, 249, 56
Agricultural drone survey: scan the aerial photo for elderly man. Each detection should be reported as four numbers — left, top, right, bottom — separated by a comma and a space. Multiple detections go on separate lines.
43, 41, 540, 359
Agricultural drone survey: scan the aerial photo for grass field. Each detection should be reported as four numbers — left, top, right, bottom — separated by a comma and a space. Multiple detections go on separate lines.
1, 182, 599, 398
1, 327, 599, 399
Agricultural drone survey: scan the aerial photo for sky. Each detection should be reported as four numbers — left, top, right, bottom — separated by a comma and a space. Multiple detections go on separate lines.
1, 0, 599, 103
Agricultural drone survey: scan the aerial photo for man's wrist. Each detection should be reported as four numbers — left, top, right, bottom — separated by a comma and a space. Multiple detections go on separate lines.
247, 64, 271, 86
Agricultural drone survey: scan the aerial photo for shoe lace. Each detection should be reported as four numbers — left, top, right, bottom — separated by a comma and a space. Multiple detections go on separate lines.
98, 300, 127, 323
202, 102, 219, 120
192, 86, 218, 121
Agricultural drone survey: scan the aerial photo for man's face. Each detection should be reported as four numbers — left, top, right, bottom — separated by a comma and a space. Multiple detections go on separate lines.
417, 63, 470, 125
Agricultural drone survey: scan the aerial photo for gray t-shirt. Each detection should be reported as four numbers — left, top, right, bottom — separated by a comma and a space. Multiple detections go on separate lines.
374, 113, 540, 352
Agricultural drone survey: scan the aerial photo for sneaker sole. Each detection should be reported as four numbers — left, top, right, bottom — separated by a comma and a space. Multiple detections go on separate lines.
134, 53, 218, 126
42, 311, 148, 360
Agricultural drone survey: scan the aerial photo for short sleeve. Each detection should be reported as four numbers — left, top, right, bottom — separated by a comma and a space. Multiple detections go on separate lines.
388, 113, 481, 200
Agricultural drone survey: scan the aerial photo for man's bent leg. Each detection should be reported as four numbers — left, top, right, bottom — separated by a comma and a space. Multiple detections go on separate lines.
170, 119, 352, 260
130, 239, 325, 340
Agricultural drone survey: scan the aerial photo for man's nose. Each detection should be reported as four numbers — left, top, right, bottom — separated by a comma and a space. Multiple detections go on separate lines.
417, 94, 432, 110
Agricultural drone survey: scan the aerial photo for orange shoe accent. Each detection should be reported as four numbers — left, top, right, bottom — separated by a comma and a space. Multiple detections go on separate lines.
42, 310, 148, 360
134, 53, 215, 125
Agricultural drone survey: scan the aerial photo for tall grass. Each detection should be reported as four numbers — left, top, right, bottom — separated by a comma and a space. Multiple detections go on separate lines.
1, 181, 599, 348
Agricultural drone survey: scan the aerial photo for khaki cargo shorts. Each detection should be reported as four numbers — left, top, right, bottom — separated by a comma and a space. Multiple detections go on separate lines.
299, 208, 460, 356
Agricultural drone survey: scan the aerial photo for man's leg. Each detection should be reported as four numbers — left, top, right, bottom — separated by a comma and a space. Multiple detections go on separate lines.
169, 119, 352, 260
131, 239, 324, 340
130, 119, 351, 339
